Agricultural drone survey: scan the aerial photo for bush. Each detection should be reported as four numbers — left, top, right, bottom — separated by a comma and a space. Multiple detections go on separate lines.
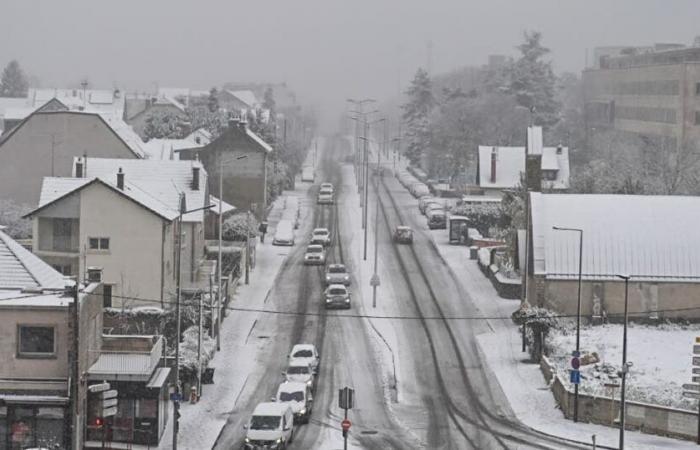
512, 306, 559, 361
222, 213, 259, 241
179, 325, 217, 375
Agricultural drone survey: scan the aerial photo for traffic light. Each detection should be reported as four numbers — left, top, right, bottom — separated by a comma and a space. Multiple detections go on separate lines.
95, 417, 103, 427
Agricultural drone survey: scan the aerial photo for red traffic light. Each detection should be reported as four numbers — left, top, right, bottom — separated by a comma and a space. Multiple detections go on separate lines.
341, 419, 351, 432
95, 417, 103, 427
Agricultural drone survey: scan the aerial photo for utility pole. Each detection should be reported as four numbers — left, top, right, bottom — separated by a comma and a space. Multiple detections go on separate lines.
70, 281, 80, 449
217, 160, 223, 352
245, 210, 251, 285
173, 195, 184, 450
372, 144, 381, 307
363, 119, 369, 260
617, 275, 631, 450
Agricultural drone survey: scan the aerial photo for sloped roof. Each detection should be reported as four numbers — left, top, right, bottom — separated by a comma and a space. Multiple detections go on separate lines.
477, 145, 569, 190
27, 88, 125, 117
143, 133, 209, 161
227, 90, 258, 108
0, 229, 66, 290
209, 196, 236, 215
530, 192, 700, 281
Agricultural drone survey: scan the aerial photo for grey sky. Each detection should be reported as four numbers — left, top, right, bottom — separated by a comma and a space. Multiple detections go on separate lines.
1, 0, 699, 119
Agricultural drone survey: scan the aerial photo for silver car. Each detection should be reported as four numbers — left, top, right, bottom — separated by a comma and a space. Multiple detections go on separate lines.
324, 284, 351, 309
325, 264, 350, 285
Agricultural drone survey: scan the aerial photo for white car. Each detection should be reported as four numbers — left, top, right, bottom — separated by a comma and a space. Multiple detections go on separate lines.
325, 263, 350, 285
303, 244, 326, 265
288, 344, 320, 374
310, 228, 331, 246
243, 402, 295, 449
320, 182, 334, 193
324, 284, 351, 309
283, 360, 315, 389
317, 191, 334, 204
276, 381, 313, 424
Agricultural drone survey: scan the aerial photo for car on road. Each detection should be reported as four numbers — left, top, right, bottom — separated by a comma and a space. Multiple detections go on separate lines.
288, 343, 320, 374
301, 166, 315, 183
320, 182, 334, 193
325, 263, 350, 285
275, 381, 313, 424
310, 227, 331, 246
303, 244, 326, 265
393, 225, 414, 244
418, 195, 434, 214
317, 191, 334, 204
324, 284, 351, 309
283, 360, 315, 389
272, 220, 295, 246
243, 402, 295, 450
425, 202, 445, 217
410, 182, 431, 198
427, 210, 447, 229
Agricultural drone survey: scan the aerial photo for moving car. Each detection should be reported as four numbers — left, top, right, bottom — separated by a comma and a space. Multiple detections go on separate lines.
283, 360, 315, 389
303, 244, 326, 265
301, 166, 315, 183
324, 284, 351, 309
427, 211, 447, 229
243, 402, 295, 449
320, 182, 334, 193
275, 381, 313, 424
272, 220, 295, 246
325, 263, 350, 285
317, 191, 334, 204
288, 344, 320, 374
393, 225, 413, 244
310, 228, 331, 246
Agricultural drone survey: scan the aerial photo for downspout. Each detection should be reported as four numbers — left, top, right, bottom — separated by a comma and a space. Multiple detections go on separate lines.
160, 222, 165, 308
190, 222, 195, 283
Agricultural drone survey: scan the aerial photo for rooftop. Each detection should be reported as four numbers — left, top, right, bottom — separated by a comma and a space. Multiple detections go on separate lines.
0, 228, 66, 291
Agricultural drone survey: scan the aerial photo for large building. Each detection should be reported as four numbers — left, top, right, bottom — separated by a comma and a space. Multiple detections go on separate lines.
583, 43, 700, 150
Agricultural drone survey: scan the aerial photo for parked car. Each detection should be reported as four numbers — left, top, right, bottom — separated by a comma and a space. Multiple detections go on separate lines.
310, 228, 331, 246
418, 196, 434, 214
283, 360, 315, 388
303, 244, 326, 265
317, 191, 334, 204
427, 211, 447, 229
324, 284, 351, 309
275, 381, 313, 424
393, 225, 414, 244
325, 263, 350, 285
288, 344, 320, 374
410, 183, 431, 198
425, 203, 445, 217
273, 220, 295, 246
243, 402, 295, 450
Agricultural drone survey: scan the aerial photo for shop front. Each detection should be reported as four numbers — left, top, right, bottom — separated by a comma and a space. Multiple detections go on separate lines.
0, 395, 68, 449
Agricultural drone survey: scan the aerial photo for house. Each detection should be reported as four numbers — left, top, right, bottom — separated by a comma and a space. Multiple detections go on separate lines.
142, 128, 212, 161
206, 195, 236, 240
179, 118, 272, 218
522, 192, 700, 319
0, 110, 145, 208
477, 137, 570, 196
27, 88, 126, 118
217, 89, 258, 115
24, 158, 212, 308
0, 228, 104, 449
124, 93, 189, 140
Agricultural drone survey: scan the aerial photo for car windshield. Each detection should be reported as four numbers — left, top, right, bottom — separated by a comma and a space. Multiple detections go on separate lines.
279, 391, 305, 402
315, 230, 329, 236
250, 415, 281, 430
329, 288, 346, 295
293, 349, 314, 357
329, 266, 345, 273
287, 365, 309, 374
308, 246, 322, 253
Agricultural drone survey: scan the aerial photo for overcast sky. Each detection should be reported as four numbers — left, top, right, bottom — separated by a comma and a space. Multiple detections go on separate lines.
2, 0, 699, 122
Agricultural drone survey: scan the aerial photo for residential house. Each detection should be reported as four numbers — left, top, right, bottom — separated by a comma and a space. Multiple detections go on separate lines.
142, 128, 212, 161
27, 88, 126, 118
25, 158, 212, 308
180, 119, 272, 218
476, 127, 570, 196
217, 89, 258, 116
0, 228, 104, 449
522, 192, 700, 319
0, 110, 145, 208
124, 93, 189, 140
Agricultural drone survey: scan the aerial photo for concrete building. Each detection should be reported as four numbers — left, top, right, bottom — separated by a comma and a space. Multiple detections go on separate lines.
583, 44, 700, 150
0, 110, 145, 208
522, 192, 700, 320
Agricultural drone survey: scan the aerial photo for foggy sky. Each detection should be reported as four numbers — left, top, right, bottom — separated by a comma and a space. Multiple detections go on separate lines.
2, 0, 699, 124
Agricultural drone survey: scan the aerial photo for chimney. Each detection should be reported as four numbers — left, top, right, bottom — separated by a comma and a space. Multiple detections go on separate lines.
490, 147, 497, 183
75, 157, 84, 178
192, 167, 200, 191
556, 144, 563, 155
117, 167, 124, 190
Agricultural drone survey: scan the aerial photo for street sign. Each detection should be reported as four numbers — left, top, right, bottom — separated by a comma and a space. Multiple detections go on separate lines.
339, 387, 354, 410
683, 383, 700, 392
571, 357, 581, 370
370, 274, 380, 287
88, 382, 110, 393
684, 391, 700, 399
102, 406, 118, 417
571, 350, 581, 358
101, 390, 118, 400
693, 356, 700, 366
102, 398, 118, 408
341, 419, 352, 432
570, 369, 581, 385
170, 392, 183, 402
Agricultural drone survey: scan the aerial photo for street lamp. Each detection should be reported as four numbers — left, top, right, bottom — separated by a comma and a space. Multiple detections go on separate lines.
552, 226, 583, 423
616, 274, 631, 450
173, 194, 215, 450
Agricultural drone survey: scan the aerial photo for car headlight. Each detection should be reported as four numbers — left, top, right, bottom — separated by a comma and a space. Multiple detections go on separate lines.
344, 275, 349, 280
345, 298, 350, 302
244, 437, 250, 443
300, 408, 307, 415
277, 438, 282, 443
307, 379, 313, 385
326, 276, 331, 281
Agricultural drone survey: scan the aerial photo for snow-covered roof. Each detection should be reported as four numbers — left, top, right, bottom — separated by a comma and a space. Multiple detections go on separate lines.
209, 196, 236, 215
27, 88, 125, 116
530, 192, 700, 282
98, 112, 147, 158
78, 158, 209, 222
477, 145, 569, 190
143, 133, 209, 161
0, 97, 30, 118
0, 229, 66, 291
227, 90, 258, 108
88, 352, 155, 380
246, 126, 273, 153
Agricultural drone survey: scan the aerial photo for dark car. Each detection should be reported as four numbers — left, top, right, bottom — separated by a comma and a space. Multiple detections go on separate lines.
427, 211, 447, 229
393, 225, 413, 244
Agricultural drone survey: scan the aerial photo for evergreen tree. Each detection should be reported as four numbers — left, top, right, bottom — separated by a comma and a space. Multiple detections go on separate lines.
207, 87, 219, 113
401, 68, 435, 166
0, 60, 29, 98
505, 31, 560, 128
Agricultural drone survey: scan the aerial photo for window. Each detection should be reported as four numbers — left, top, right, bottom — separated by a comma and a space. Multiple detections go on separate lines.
17, 325, 56, 358
51, 264, 72, 276
542, 170, 558, 181
89, 237, 110, 250
52, 219, 75, 252
103, 285, 113, 308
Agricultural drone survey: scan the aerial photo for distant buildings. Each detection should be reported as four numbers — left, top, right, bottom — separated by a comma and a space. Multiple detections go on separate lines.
124, 93, 189, 140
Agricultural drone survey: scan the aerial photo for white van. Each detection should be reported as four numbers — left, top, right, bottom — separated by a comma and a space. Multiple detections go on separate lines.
273, 220, 295, 246
301, 166, 315, 183
243, 402, 295, 449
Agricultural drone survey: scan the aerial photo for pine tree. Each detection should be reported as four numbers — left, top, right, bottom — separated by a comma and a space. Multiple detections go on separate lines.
0, 60, 29, 98
401, 68, 435, 166
207, 87, 219, 113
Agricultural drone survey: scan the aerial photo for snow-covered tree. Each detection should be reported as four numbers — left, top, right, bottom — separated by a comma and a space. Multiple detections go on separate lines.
143, 110, 190, 141
222, 213, 259, 242
186, 106, 227, 139
207, 87, 219, 113
0, 60, 29, 98
402, 68, 435, 166
0, 199, 32, 239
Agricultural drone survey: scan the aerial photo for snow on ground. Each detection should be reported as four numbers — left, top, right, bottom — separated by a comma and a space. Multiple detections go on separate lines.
548, 322, 700, 410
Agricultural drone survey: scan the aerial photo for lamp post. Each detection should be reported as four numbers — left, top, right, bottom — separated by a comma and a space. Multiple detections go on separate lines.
552, 226, 583, 422
173, 195, 215, 450
347, 98, 376, 195
616, 274, 631, 450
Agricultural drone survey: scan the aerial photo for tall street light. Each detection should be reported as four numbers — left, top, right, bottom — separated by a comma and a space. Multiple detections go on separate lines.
552, 226, 583, 423
347, 99, 376, 194
616, 274, 631, 450
174, 194, 215, 450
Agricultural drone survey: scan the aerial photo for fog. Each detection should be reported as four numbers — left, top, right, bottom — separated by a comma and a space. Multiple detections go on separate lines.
2, 0, 699, 124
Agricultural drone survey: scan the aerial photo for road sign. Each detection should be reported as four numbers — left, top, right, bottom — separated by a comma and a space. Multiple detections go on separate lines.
339, 387, 354, 410
571, 350, 581, 358
684, 383, 700, 392
102, 398, 118, 408
370, 274, 380, 287
341, 419, 352, 432
170, 392, 183, 402
88, 382, 110, 393
102, 406, 118, 417
693, 357, 700, 366
571, 357, 581, 370
570, 369, 581, 385
101, 390, 118, 400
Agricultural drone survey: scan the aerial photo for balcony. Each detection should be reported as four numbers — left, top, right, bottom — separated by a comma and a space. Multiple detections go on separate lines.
87, 335, 164, 382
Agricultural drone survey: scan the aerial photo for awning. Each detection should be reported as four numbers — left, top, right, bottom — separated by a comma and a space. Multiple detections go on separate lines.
0, 394, 69, 405
146, 367, 171, 389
